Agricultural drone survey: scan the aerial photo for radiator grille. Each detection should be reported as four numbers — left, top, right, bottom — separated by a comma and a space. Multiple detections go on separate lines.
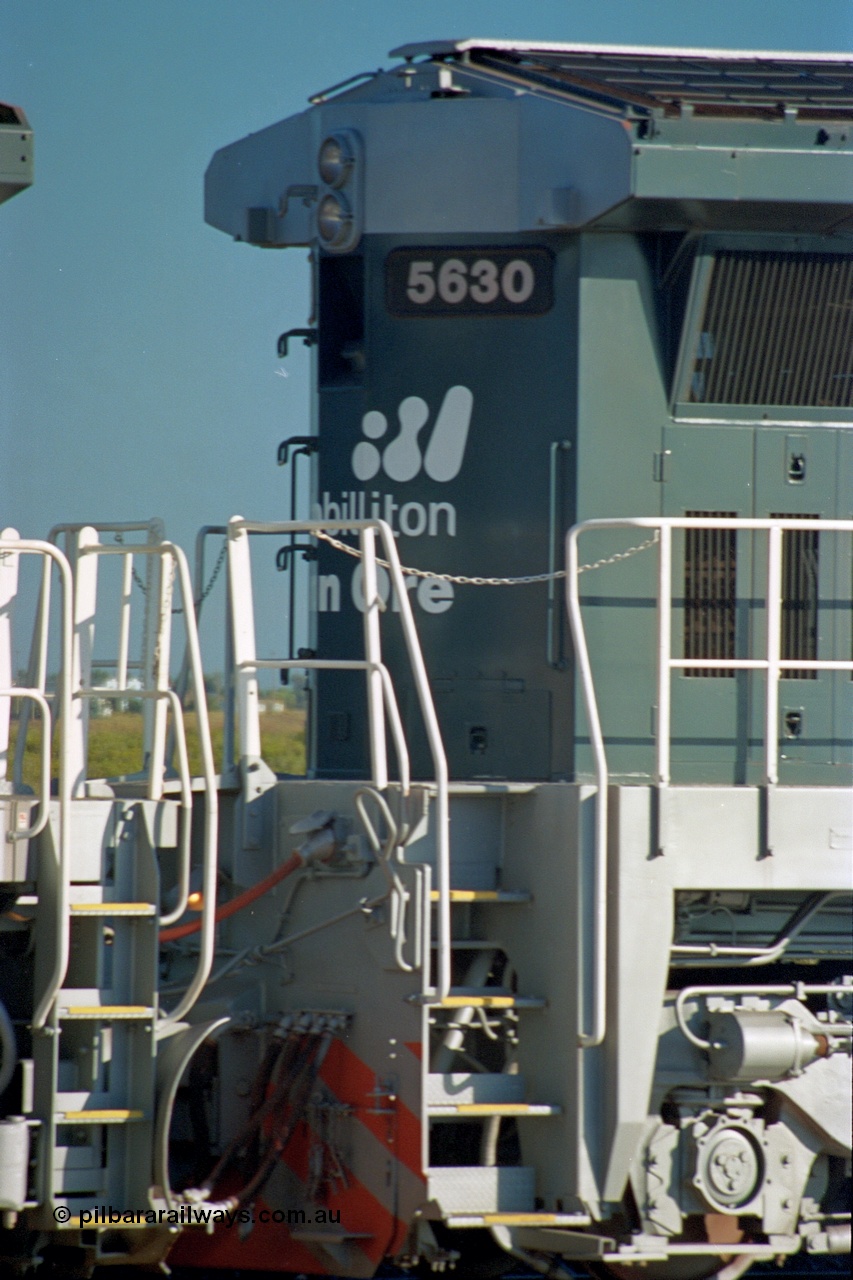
689, 251, 853, 407
683, 513, 737, 677
772, 515, 820, 680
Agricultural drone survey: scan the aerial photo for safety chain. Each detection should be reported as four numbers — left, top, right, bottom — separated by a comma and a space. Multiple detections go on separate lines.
115, 533, 228, 613
313, 529, 660, 584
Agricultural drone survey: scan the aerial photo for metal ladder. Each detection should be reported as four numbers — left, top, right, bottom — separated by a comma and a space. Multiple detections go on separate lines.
418, 787, 583, 1233
1, 523, 217, 1227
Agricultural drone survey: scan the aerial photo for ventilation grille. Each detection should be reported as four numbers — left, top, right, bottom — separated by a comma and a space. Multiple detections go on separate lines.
688, 251, 853, 408
683, 513, 737, 677
773, 515, 820, 680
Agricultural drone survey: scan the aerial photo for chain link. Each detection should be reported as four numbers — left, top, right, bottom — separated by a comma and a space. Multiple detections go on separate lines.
313, 528, 659, 584
116, 534, 228, 613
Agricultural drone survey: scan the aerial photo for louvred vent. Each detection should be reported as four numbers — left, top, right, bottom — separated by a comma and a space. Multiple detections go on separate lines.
689, 251, 853, 408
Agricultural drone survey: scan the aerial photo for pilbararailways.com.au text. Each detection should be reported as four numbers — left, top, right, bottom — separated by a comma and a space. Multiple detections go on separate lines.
57, 1205, 342, 1228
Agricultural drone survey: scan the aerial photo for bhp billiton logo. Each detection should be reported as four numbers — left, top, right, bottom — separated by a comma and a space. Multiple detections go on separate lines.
315, 385, 474, 617
351, 385, 473, 483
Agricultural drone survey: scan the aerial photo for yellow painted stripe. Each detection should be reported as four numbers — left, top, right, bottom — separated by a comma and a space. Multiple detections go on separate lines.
60, 1109, 143, 1122
482, 1213, 576, 1226
451, 1103, 544, 1115
431, 889, 500, 902
437, 995, 516, 1009
70, 903, 155, 916
61, 1006, 152, 1018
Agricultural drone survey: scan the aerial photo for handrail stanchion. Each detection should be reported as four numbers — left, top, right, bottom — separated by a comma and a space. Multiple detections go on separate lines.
69, 527, 99, 800
29, 542, 73, 1032
226, 518, 263, 765
566, 526, 608, 1049
12, 555, 52, 790
765, 525, 783, 787
360, 526, 388, 790
0, 691, 52, 838
375, 522, 450, 999
656, 521, 673, 858
158, 543, 218, 1026
656, 522, 672, 789
117, 551, 133, 691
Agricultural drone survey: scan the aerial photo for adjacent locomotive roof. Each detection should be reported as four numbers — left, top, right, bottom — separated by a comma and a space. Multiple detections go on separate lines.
390, 41, 853, 118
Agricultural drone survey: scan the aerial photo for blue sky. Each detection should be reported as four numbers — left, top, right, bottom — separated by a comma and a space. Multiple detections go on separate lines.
2, 0, 851, 662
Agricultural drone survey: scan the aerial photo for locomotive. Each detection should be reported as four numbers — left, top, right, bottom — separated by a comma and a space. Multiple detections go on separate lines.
1, 39, 852, 1280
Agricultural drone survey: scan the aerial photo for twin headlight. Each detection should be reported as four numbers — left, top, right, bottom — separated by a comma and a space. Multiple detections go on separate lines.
316, 131, 360, 251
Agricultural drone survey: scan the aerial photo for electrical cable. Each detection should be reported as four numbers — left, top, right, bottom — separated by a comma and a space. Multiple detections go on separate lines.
159, 852, 303, 943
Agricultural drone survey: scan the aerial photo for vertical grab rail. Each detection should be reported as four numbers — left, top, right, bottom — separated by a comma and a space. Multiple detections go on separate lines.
566, 515, 853, 1050
565, 527, 609, 1050
226, 518, 451, 999
9, 541, 74, 1033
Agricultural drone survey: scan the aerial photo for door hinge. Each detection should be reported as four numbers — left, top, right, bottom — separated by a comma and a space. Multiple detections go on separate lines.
653, 449, 672, 483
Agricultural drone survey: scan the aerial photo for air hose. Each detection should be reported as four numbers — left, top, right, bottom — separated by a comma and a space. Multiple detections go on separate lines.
159, 852, 303, 943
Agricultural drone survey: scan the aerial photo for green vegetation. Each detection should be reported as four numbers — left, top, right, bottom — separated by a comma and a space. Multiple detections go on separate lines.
8, 706, 306, 788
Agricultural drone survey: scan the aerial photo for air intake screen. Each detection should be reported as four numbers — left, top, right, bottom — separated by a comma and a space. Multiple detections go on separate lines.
689, 251, 853, 407
683, 513, 737, 677
772, 515, 820, 680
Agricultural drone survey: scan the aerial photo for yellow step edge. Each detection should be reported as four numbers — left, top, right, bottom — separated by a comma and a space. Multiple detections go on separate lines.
439, 1102, 557, 1116
59, 1006, 153, 1019
431, 889, 527, 903
59, 1109, 144, 1123
435, 995, 516, 1009
70, 903, 156, 916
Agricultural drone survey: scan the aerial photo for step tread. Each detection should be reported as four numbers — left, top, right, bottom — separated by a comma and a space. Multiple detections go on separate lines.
431, 889, 531, 904
58, 1005, 154, 1020
70, 902, 156, 917
430, 1102, 560, 1117
422, 988, 544, 1010
56, 1093, 145, 1123
57, 1108, 145, 1123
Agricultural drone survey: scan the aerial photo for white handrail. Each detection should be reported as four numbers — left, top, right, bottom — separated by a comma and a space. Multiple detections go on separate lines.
0, 690, 53, 839
566, 515, 853, 1050
74, 538, 218, 1027
227, 517, 451, 998
1, 540, 76, 1034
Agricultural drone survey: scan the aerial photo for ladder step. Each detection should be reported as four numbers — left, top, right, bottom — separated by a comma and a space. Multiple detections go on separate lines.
421, 989, 544, 1010
427, 1165, 535, 1214
430, 1102, 560, 1117
69, 902, 156, 917
431, 889, 531, 904
58, 1004, 154, 1020
57, 1108, 144, 1124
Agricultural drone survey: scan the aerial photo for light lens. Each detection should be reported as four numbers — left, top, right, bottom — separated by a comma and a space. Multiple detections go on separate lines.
318, 134, 354, 188
317, 193, 352, 247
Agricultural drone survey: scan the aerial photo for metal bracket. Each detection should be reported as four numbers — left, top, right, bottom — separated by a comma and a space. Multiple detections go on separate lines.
277, 328, 318, 358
